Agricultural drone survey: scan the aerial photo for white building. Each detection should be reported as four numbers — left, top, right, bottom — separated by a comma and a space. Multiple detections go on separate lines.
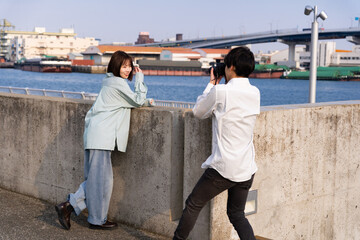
330, 45, 360, 66
68, 52, 84, 60
1, 27, 98, 61
299, 42, 360, 68
160, 49, 201, 62
254, 46, 306, 68
193, 49, 229, 69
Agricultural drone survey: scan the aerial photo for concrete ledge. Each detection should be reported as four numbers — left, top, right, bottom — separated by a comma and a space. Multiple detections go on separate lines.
183, 100, 360, 239
0, 92, 359, 239
0, 93, 186, 237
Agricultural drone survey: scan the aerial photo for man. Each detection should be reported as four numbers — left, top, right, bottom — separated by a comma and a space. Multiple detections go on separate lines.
173, 46, 260, 240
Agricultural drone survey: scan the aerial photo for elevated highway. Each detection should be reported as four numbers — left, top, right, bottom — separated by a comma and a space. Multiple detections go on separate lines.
138, 27, 360, 67
185, 28, 360, 48
138, 27, 360, 48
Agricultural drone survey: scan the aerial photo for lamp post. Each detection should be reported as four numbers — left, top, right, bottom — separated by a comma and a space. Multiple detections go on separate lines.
304, 5, 327, 103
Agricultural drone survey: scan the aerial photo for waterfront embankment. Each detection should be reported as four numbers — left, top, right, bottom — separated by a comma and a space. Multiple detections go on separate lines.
0, 92, 359, 239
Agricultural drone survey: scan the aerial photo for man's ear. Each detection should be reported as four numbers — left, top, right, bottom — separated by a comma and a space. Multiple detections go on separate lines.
230, 65, 236, 72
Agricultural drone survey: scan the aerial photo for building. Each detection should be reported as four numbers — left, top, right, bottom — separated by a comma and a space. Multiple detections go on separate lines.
1, 26, 98, 61
137, 59, 204, 76
299, 42, 360, 68
135, 32, 154, 45
82, 45, 208, 66
330, 46, 360, 66
0, 19, 15, 60
68, 52, 84, 60
81, 45, 238, 74
82, 45, 165, 65
160, 49, 201, 61
193, 48, 229, 69
253, 47, 306, 68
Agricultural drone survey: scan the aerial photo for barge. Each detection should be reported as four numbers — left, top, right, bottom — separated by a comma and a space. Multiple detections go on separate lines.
20, 58, 72, 73
250, 64, 290, 79
282, 66, 360, 81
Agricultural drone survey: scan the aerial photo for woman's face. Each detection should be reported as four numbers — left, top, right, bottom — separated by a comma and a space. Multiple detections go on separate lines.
119, 60, 132, 79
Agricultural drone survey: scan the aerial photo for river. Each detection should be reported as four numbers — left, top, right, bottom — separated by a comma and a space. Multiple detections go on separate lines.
0, 69, 359, 106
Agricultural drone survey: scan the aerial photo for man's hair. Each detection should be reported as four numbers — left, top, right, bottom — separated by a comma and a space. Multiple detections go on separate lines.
224, 46, 255, 78
107, 51, 134, 80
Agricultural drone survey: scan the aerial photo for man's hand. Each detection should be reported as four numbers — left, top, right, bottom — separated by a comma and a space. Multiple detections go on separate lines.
210, 68, 222, 85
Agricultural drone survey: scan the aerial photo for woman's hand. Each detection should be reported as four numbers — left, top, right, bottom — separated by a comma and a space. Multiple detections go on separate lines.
210, 68, 222, 85
134, 66, 142, 73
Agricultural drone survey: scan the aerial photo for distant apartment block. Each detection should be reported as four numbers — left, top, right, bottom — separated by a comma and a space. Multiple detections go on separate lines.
1, 27, 98, 61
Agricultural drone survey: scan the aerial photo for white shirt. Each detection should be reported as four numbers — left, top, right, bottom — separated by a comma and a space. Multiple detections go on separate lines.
192, 78, 260, 182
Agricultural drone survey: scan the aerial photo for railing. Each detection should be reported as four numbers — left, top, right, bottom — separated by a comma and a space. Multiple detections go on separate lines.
0, 86, 97, 100
153, 100, 195, 109
0, 86, 195, 109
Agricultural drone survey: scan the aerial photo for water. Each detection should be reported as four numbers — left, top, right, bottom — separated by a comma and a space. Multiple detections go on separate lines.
0, 68, 359, 106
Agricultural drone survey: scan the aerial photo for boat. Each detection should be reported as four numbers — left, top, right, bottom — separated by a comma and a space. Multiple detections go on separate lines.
249, 64, 290, 79
0, 62, 14, 68
20, 57, 72, 73
136, 59, 207, 76
282, 66, 360, 81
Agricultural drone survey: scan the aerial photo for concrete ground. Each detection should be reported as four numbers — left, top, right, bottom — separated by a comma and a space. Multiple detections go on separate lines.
0, 187, 270, 240
0, 187, 170, 240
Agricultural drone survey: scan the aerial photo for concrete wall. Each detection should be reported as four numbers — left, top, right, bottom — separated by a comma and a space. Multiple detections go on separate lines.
184, 102, 360, 240
0, 92, 359, 239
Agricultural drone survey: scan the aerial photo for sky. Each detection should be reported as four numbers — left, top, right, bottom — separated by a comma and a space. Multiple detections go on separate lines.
1, 0, 360, 53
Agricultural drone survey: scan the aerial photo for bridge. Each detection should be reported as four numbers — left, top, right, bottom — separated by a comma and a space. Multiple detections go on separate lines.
137, 27, 360, 67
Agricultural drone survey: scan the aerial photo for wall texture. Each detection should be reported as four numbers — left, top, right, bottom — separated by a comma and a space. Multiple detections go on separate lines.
0, 92, 359, 239
186, 102, 360, 240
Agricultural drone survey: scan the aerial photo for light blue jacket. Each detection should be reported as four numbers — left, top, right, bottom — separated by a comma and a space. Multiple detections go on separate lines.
83, 72, 152, 152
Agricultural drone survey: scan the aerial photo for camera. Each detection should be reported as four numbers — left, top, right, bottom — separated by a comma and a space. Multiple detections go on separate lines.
133, 62, 139, 68
209, 62, 225, 79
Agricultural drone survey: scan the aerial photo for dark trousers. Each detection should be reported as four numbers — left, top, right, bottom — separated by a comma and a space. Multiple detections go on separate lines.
173, 168, 255, 240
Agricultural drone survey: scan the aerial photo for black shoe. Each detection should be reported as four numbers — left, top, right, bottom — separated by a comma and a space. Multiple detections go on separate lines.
55, 201, 74, 230
89, 220, 118, 230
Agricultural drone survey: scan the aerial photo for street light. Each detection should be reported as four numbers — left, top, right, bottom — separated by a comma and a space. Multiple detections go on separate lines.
304, 5, 327, 103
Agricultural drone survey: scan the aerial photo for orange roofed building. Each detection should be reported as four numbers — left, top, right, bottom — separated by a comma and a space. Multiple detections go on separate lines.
81, 45, 231, 69
82, 45, 202, 65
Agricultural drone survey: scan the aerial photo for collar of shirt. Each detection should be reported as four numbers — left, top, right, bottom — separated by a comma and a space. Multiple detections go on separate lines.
226, 77, 250, 86
103, 73, 127, 88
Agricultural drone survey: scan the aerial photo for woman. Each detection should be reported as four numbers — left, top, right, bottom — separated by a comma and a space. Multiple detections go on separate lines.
55, 51, 153, 230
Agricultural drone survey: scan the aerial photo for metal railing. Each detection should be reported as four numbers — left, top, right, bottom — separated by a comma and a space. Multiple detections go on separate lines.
0, 86, 195, 109
154, 100, 195, 109
0, 86, 97, 100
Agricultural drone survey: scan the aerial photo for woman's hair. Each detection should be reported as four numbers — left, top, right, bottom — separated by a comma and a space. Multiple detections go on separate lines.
224, 46, 255, 78
107, 50, 134, 80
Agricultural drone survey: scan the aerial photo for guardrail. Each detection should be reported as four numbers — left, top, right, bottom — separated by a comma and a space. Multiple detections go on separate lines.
154, 100, 195, 109
0, 86, 97, 100
0, 86, 195, 109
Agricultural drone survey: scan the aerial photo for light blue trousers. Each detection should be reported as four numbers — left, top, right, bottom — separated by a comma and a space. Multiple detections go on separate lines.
68, 149, 113, 225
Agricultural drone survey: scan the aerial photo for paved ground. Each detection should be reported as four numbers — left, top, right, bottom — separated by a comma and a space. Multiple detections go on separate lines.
0, 187, 170, 240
